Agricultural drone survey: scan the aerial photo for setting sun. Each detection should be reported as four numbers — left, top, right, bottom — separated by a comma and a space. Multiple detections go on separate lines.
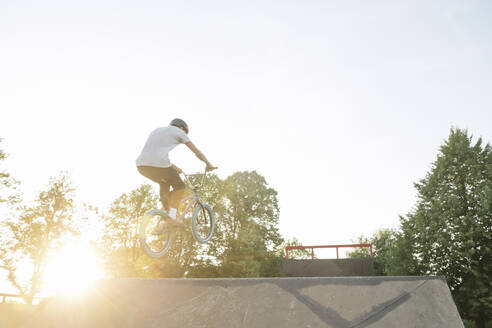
43, 240, 105, 296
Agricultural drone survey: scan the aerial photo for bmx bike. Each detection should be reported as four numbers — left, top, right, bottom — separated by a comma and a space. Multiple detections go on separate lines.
139, 171, 215, 258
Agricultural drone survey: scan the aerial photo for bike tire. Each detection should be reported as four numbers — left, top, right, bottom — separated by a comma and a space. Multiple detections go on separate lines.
191, 202, 215, 243
140, 209, 174, 258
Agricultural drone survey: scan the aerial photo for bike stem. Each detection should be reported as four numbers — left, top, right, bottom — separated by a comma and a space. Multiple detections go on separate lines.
183, 170, 208, 190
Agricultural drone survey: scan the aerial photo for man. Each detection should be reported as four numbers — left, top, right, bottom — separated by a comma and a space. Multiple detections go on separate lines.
136, 118, 216, 223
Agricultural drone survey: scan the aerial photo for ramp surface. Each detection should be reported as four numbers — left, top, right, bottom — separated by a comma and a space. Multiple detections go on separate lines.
25, 276, 463, 328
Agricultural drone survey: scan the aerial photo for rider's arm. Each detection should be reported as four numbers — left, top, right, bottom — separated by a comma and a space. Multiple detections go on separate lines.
185, 141, 216, 171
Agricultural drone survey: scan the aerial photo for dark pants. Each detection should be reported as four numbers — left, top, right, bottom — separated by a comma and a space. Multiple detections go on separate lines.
137, 166, 185, 210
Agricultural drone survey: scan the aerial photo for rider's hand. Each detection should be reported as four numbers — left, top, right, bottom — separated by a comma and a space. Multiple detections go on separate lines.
205, 163, 217, 172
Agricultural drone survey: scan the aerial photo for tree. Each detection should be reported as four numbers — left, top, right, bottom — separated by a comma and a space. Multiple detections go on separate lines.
99, 184, 158, 277
348, 231, 384, 274
209, 171, 284, 277
0, 174, 78, 304
400, 128, 492, 328
281, 237, 312, 260
0, 138, 19, 205
347, 236, 372, 259
384, 218, 423, 276
348, 229, 419, 276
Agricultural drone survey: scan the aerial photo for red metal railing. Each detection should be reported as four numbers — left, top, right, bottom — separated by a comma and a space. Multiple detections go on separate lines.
285, 243, 373, 260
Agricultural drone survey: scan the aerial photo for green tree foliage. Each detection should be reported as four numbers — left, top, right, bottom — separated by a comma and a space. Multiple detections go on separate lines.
347, 229, 418, 276
99, 184, 158, 277
403, 128, 492, 327
0, 174, 77, 304
208, 171, 284, 277
347, 236, 372, 259
385, 218, 423, 276
281, 237, 312, 260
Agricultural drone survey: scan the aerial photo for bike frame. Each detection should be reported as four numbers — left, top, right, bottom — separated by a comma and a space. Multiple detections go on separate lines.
175, 172, 207, 222
177, 191, 199, 222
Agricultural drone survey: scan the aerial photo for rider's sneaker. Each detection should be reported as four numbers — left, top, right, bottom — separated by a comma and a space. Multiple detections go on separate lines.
168, 208, 177, 220
165, 209, 185, 228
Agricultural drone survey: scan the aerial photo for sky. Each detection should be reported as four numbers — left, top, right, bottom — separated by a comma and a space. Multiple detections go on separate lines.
1, 0, 492, 265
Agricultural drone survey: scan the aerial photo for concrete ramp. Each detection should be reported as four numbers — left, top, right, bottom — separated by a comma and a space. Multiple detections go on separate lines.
25, 276, 463, 328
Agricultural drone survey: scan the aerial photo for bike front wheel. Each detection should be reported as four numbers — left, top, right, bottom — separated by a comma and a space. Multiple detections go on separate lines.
191, 202, 215, 243
140, 209, 174, 258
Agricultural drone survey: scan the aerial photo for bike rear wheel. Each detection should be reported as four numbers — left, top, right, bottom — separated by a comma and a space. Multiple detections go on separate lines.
140, 209, 173, 258
191, 202, 215, 243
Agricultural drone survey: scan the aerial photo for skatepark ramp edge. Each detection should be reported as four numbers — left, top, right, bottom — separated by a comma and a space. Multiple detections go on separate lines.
25, 276, 464, 328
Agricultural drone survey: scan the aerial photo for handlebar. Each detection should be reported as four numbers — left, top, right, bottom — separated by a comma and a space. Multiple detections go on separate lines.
183, 168, 217, 190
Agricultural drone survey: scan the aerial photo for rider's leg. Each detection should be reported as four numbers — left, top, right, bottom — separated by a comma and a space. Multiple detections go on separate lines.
137, 166, 173, 213
168, 188, 185, 218
159, 180, 171, 211
166, 167, 186, 220
138, 165, 185, 220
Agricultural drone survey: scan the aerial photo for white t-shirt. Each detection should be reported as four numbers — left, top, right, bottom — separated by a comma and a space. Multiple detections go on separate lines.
136, 126, 191, 168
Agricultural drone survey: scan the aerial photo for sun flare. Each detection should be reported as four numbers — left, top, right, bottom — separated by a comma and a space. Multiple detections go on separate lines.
43, 240, 105, 296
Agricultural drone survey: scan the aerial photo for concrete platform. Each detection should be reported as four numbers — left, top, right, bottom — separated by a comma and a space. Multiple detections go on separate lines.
283, 259, 374, 277
25, 276, 464, 328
